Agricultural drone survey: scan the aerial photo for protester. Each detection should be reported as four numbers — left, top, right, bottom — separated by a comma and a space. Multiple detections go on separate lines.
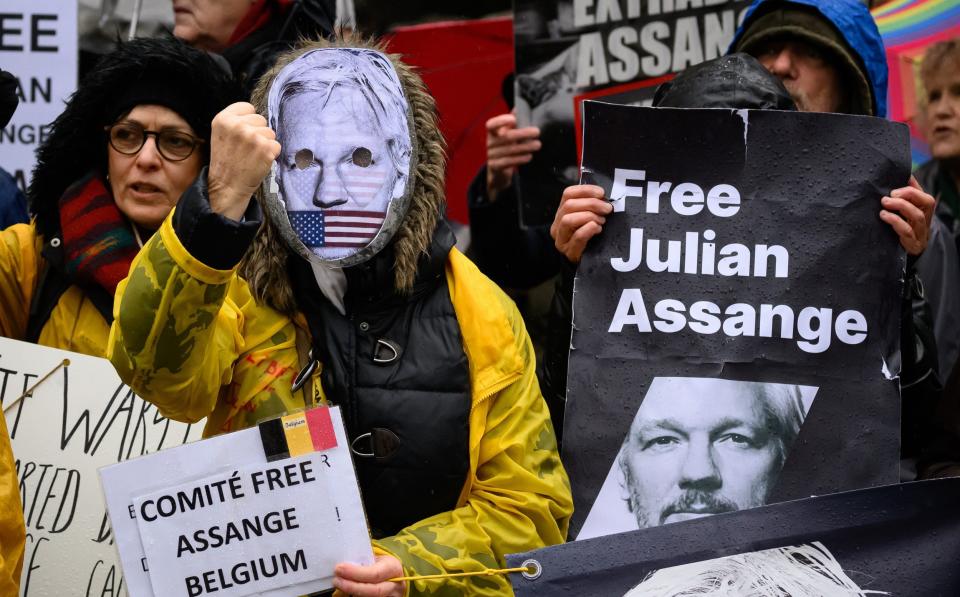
0, 69, 27, 230
550, 0, 951, 478
732, 0, 954, 477
0, 71, 27, 582
172, 0, 335, 96
468, 111, 557, 289
0, 37, 237, 357
920, 39, 960, 236
109, 35, 572, 597
0, 410, 24, 595
555, 0, 933, 262
915, 38, 960, 385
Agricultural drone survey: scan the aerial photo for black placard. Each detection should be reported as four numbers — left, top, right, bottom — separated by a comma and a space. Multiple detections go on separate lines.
564, 102, 909, 539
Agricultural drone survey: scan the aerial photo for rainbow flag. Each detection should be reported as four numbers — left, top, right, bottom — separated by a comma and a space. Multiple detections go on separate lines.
873, 0, 960, 167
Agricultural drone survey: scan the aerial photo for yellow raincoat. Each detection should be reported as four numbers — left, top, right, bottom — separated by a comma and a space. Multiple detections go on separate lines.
109, 213, 573, 596
0, 407, 24, 594
0, 222, 110, 355
0, 222, 73, 594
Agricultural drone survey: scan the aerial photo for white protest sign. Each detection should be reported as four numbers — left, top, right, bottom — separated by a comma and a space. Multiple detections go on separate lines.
101, 406, 373, 597
0, 0, 77, 192
0, 336, 205, 597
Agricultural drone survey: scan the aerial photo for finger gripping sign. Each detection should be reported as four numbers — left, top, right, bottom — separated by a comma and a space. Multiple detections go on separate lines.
100, 406, 373, 596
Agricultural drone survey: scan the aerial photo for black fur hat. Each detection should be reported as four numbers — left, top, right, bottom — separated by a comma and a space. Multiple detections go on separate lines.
29, 36, 240, 239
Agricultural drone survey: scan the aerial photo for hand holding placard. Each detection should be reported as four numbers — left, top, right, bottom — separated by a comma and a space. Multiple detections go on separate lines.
100, 406, 372, 597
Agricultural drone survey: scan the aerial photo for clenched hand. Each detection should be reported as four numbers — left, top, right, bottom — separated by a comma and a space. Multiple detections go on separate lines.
207, 102, 281, 221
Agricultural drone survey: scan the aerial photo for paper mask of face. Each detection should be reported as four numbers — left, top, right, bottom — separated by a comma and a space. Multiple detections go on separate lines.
263, 48, 416, 267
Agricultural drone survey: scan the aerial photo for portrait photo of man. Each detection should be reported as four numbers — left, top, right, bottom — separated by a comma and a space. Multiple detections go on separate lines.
266, 48, 413, 264
579, 377, 817, 539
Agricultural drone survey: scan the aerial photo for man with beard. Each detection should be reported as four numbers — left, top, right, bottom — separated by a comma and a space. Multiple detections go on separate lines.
618, 378, 806, 530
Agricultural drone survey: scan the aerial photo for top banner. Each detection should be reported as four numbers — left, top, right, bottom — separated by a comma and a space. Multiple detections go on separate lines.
564, 102, 909, 538
513, 0, 751, 226
0, 0, 77, 193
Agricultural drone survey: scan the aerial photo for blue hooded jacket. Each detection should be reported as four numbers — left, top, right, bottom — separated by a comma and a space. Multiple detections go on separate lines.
730, 0, 888, 118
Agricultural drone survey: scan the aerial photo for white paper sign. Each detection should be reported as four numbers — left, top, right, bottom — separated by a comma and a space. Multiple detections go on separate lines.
0, 337, 205, 597
0, 0, 77, 192
100, 406, 373, 597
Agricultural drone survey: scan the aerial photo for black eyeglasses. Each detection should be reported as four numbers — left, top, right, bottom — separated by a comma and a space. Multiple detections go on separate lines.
105, 122, 204, 161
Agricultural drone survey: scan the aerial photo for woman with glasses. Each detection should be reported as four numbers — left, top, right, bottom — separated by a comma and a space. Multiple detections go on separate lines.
0, 36, 237, 357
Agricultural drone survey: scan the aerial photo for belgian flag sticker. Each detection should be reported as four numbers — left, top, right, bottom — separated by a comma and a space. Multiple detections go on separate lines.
259, 407, 338, 461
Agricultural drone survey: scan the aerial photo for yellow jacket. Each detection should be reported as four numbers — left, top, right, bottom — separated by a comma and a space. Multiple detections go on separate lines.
0, 221, 77, 594
109, 214, 573, 595
0, 222, 110, 356
0, 402, 24, 595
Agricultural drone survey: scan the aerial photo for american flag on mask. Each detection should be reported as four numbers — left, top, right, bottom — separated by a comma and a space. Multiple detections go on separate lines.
287, 210, 386, 248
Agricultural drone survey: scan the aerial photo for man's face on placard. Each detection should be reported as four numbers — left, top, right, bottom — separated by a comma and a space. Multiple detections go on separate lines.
277, 85, 401, 260
620, 378, 786, 528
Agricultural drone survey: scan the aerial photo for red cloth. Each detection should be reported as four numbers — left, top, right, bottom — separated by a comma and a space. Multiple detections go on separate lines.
228, 0, 294, 46
58, 175, 139, 296
385, 17, 514, 225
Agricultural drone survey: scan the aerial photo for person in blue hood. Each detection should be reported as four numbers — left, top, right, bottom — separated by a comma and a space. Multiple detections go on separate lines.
726, 0, 960, 479
557, 0, 933, 264
730, 0, 887, 117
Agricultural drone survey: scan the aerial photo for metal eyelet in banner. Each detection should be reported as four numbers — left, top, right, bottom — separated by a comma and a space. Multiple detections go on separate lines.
521, 559, 542, 581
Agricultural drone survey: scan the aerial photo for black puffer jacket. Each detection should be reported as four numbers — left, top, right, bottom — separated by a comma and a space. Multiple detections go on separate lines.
289, 221, 472, 538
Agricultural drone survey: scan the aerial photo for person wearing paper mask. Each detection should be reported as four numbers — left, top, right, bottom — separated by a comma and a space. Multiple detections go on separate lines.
268, 45, 413, 269
109, 36, 572, 597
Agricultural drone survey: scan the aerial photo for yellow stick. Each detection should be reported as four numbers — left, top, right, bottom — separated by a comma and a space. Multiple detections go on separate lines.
388, 566, 534, 583
2, 359, 70, 414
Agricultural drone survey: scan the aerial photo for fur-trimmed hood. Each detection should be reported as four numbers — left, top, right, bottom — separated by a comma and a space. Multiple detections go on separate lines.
241, 34, 447, 314
28, 36, 239, 240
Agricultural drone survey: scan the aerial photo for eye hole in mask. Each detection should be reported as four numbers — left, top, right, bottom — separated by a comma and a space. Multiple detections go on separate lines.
295, 148, 315, 170
352, 147, 373, 167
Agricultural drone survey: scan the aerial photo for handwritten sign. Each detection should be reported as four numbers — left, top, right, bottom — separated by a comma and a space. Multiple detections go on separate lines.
0, 337, 204, 597
0, 0, 77, 192
101, 406, 372, 597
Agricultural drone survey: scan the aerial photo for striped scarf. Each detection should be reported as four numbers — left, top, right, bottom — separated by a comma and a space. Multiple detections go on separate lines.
58, 174, 139, 296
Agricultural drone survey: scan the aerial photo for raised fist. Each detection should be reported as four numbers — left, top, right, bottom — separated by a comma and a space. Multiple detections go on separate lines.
207, 102, 281, 221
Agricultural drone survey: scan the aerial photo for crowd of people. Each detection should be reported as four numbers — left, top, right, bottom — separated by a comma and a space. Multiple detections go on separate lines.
0, 0, 957, 595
